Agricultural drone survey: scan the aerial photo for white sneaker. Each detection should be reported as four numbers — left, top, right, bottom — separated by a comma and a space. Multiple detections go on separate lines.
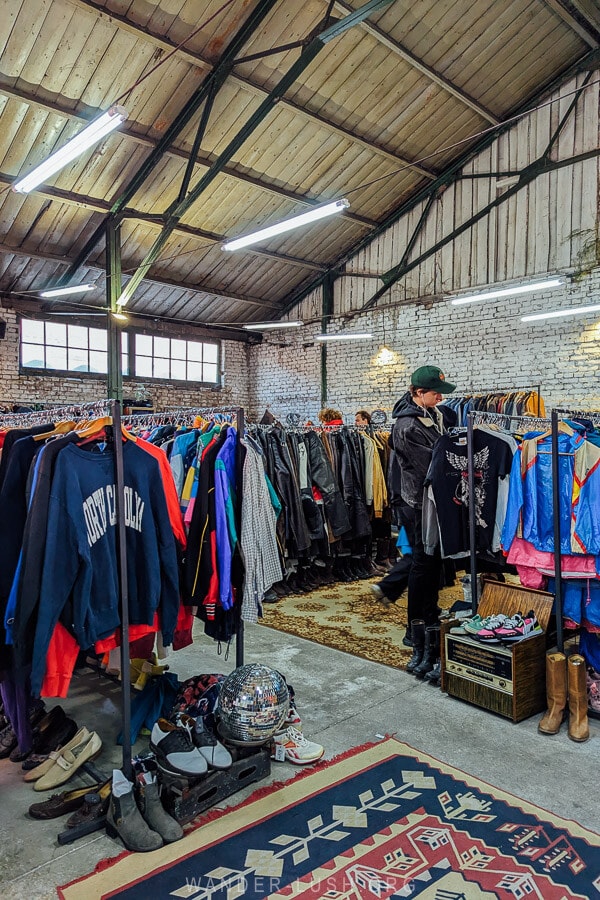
273, 727, 324, 765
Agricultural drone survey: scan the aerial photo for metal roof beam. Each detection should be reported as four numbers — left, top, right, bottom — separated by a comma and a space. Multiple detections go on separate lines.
68, 0, 434, 177
364, 146, 600, 308
278, 47, 600, 315
117, 0, 395, 308
570, 0, 600, 34
0, 242, 281, 313
542, 0, 599, 47
330, 0, 500, 124
0, 173, 325, 272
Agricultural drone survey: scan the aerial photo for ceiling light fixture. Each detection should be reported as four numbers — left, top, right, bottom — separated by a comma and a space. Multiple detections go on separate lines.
39, 283, 96, 298
450, 278, 564, 306
222, 199, 350, 251
315, 332, 372, 341
111, 311, 128, 322
13, 106, 128, 194
521, 303, 600, 322
243, 321, 303, 330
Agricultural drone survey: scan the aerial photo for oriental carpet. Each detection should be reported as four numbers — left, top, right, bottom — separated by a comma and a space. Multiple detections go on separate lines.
59, 737, 600, 899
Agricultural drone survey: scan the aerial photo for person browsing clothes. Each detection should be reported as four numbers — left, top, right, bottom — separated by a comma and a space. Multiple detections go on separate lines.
388, 366, 457, 638
355, 410, 371, 427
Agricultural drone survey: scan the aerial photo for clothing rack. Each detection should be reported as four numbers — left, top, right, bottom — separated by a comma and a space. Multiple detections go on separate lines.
122, 404, 246, 669
550, 407, 600, 653
465, 409, 552, 614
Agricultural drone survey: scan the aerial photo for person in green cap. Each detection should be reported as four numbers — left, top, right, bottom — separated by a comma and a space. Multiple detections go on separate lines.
387, 366, 457, 667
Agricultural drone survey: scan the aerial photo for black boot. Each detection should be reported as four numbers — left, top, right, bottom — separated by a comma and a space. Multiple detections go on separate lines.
424, 659, 441, 686
414, 625, 440, 679
406, 620, 426, 673
402, 623, 413, 647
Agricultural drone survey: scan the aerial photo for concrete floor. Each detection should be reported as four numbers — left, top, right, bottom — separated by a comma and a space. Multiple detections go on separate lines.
1, 619, 598, 899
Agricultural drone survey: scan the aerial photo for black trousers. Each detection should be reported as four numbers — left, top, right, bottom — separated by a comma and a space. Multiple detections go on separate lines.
403, 505, 441, 626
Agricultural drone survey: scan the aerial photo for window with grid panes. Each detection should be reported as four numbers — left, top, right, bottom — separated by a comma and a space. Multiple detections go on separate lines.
134, 334, 219, 383
20, 319, 129, 375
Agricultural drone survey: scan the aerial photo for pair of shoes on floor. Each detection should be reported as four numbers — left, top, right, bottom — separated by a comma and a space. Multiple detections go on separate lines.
0, 701, 47, 760
33, 728, 102, 791
272, 726, 324, 765
106, 767, 183, 851
150, 714, 232, 778
28, 779, 110, 821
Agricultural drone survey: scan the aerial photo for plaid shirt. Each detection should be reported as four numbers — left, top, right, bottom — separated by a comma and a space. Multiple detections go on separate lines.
240, 439, 283, 623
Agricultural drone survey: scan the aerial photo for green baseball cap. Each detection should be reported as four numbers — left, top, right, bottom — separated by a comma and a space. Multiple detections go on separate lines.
411, 365, 456, 394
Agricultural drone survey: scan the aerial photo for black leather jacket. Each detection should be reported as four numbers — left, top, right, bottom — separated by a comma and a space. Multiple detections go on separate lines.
391, 393, 457, 508
303, 431, 351, 538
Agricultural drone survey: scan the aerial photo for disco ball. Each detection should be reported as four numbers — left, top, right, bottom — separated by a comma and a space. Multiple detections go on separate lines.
216, 664, 289, 746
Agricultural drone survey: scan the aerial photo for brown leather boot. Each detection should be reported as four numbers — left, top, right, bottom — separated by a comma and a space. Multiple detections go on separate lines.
538, 651, 567, 734
567, 654, 590, 743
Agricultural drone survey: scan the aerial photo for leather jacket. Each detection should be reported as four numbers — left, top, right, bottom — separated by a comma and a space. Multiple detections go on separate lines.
303, 431, 351, 538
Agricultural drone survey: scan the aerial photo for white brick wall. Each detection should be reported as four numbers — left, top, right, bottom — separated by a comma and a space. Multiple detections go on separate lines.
249, 268, 600, 421
0, 308, 251, 412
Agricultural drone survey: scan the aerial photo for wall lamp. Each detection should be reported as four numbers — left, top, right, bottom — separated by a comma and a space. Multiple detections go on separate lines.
450, 277, 565, 306
222, 199, 350, 251
13, 106, 128, 194
243, 321, 303, 330
521, 303, 600, 322
315, 332, 372, 341
39, 284, 96, 298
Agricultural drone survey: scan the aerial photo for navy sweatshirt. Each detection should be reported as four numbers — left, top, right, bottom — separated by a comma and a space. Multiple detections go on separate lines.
31, 440, 180, 695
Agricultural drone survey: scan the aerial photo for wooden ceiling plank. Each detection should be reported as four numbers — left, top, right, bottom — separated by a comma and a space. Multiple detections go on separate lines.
542, 0, 599, 47
331, 0, 500, 124
0, 80, 375, 230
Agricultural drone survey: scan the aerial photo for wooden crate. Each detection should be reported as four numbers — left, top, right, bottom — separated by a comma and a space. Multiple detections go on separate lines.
441, 580, 553, 723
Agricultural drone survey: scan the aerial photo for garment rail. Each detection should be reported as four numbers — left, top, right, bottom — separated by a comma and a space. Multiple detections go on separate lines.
122, 405, 246, 667
549, 408, 600, 653
466, 410, 551, 614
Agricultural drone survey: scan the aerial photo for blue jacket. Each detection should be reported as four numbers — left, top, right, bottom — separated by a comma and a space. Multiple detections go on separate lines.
31, 440, 180, 695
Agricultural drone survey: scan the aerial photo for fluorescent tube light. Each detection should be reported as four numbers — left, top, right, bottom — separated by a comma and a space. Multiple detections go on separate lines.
451, 278, 564, 306
13, 106, 128, 194
243, 321, 303, 330
39, 283, 96, 298
222, 199, 350, 251
315, 332, 372, 341
521, 303, 600, 322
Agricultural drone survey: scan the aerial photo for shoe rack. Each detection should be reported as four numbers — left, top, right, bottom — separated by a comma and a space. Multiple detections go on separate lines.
441, 580, 554, 722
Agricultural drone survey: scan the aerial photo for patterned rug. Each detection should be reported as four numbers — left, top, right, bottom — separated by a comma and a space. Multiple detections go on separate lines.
59, 737, 600, 899
258, 577, 463, 670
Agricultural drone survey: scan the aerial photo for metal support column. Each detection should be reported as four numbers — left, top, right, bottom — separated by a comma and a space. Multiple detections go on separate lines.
235, 406, 245, 668
551, 409, 564, 652
320, 273, 334, 406
467, 412, 478, 613
106, 218, 123, 402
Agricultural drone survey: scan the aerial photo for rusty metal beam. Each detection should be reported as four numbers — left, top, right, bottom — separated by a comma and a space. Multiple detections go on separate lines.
67, 0, 433, 178
0, 78, 375, 231
0, 241, 281, 313
330, 0, 500, 124
542, 0, 599, 47
0, 172, 326, 273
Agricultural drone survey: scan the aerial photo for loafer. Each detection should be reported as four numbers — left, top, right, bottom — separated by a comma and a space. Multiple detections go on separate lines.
24, 726, 90, 782
66, 781, 112, 828
34, 731, 102, 791
29, 783, 103, 820
33, 716, 79, 758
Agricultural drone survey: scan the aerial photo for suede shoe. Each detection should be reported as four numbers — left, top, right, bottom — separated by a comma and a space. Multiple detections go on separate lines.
24, 727, 90, 782
34, 730, 102, 791
136, 777, 183, 843
29, 783, 103, 820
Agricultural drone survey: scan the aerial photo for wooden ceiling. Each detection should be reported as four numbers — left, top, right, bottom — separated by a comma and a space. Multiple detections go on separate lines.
0, 0, 598, 331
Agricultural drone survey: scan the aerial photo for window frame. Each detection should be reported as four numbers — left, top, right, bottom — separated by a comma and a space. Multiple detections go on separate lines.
18, 316, 221, 387
19, 318, 129, 377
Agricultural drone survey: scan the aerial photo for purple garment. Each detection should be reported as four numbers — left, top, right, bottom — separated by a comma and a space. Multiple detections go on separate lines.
214, 428, 238, 610
0, 675, 37, 752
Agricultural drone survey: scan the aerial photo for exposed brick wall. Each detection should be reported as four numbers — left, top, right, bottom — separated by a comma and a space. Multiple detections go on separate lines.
248, 269, 600, 421
0, 307, 251, 412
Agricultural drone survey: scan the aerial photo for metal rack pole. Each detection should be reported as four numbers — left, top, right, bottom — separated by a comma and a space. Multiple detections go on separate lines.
235, 406, 245, 668
550, 408, 564, 653
467, 412, 478, 613
111, 399, 132, 778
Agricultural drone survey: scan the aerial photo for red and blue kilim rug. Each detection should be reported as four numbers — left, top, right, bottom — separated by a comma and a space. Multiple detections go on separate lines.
60, 738, 600, 899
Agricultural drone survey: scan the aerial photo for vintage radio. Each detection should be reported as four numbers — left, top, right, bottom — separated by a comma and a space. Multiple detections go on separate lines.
441, 580, 554, 722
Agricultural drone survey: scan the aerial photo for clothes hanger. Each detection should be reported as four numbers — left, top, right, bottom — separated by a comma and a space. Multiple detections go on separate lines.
31, 420, 77, 441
